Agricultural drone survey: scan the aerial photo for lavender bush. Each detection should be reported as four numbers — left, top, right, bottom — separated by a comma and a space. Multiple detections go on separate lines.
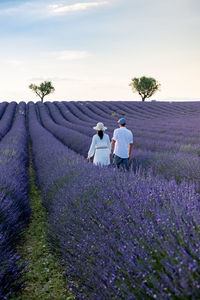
36, 102, 91, 156
1, 100, 200, 298
0, 102, 8, 119
45, 102, 94, 137
28, 101, 200, 299
0, 102, 30, 299
33, 101, 200, 185
55, 101, 95, 126
0, 102, 17, 140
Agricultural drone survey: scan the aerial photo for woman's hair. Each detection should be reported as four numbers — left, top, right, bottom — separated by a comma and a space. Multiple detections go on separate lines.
98, 130, 104, 140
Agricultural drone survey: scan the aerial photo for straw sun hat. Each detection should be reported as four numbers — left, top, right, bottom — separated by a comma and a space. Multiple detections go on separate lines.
93, 122, 107, 131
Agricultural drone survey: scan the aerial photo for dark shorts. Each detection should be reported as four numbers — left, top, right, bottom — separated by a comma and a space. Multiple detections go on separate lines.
114, 155, 129, 170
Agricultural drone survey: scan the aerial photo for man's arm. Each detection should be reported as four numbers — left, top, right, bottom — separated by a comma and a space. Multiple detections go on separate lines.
111, 139, 116, 149
128, 130, 133, 160
110, 139, 116, 158
128, 143, 133, 160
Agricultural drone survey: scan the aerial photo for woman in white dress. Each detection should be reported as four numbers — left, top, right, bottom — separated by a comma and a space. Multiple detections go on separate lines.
87, 122, 111, 166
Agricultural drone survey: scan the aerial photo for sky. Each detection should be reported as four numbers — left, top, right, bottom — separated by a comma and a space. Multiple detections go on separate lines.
0, 0, 200, 102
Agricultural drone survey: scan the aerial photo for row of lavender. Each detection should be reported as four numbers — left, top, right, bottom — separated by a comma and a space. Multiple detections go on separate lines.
1, 100, 200, 298
1, 100, 200, 156
45, 101, 199, 151
42, 101, 198, 152
0, 102, 30, 299
28, 102, 200, 299
34, 102, 200, 185
60, 101, 200, 152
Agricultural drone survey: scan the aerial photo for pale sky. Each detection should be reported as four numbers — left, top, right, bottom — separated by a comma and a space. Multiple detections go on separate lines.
0, 0, 200, 102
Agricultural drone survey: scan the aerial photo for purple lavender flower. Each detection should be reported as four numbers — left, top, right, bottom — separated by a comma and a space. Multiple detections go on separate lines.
28, 101, 200, 299
0, 102, 30, 299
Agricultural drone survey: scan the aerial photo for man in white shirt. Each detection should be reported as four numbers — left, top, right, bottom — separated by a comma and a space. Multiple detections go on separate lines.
111, 118, 133, 170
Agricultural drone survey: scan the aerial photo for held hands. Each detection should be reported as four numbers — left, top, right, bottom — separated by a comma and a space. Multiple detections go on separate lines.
87, 158, 90, 163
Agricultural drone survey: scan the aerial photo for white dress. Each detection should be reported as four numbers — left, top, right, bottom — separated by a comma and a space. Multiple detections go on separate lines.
88, 133, 111, 166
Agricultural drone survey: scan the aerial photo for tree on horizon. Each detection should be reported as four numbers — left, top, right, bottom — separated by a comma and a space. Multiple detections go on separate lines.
129, 76, 160, 101
29, 81, 55, 102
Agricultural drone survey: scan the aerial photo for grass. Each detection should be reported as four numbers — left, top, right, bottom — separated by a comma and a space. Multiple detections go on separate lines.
10, 166, 74, 300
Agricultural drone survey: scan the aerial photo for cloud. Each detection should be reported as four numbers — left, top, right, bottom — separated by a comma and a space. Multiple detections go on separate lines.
48, 1, 109, 15
0, 1, 109, 18
42, 50, 91, 60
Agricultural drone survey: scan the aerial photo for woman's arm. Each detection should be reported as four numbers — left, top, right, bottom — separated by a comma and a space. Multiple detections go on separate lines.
87, 135, 96, 161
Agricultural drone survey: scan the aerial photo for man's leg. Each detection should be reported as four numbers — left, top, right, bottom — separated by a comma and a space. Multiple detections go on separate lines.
114, 155, 122, 168
122, 158, 129, 170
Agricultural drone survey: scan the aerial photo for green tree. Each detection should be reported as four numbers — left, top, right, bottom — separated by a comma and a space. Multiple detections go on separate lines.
129, 76, 160, 101
29, 81, 55, 102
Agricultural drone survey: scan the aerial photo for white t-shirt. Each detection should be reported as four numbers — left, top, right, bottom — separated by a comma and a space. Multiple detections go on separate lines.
112, 127, 133, 158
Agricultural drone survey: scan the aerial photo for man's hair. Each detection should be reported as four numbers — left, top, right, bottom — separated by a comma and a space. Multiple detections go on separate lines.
120, 123, 126, 127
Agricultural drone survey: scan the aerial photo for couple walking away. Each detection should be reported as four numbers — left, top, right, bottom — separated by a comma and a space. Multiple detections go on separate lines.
87, 118, 133, 170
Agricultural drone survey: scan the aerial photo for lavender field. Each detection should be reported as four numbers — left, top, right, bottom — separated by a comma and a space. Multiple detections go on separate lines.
1, 101, 200, 299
